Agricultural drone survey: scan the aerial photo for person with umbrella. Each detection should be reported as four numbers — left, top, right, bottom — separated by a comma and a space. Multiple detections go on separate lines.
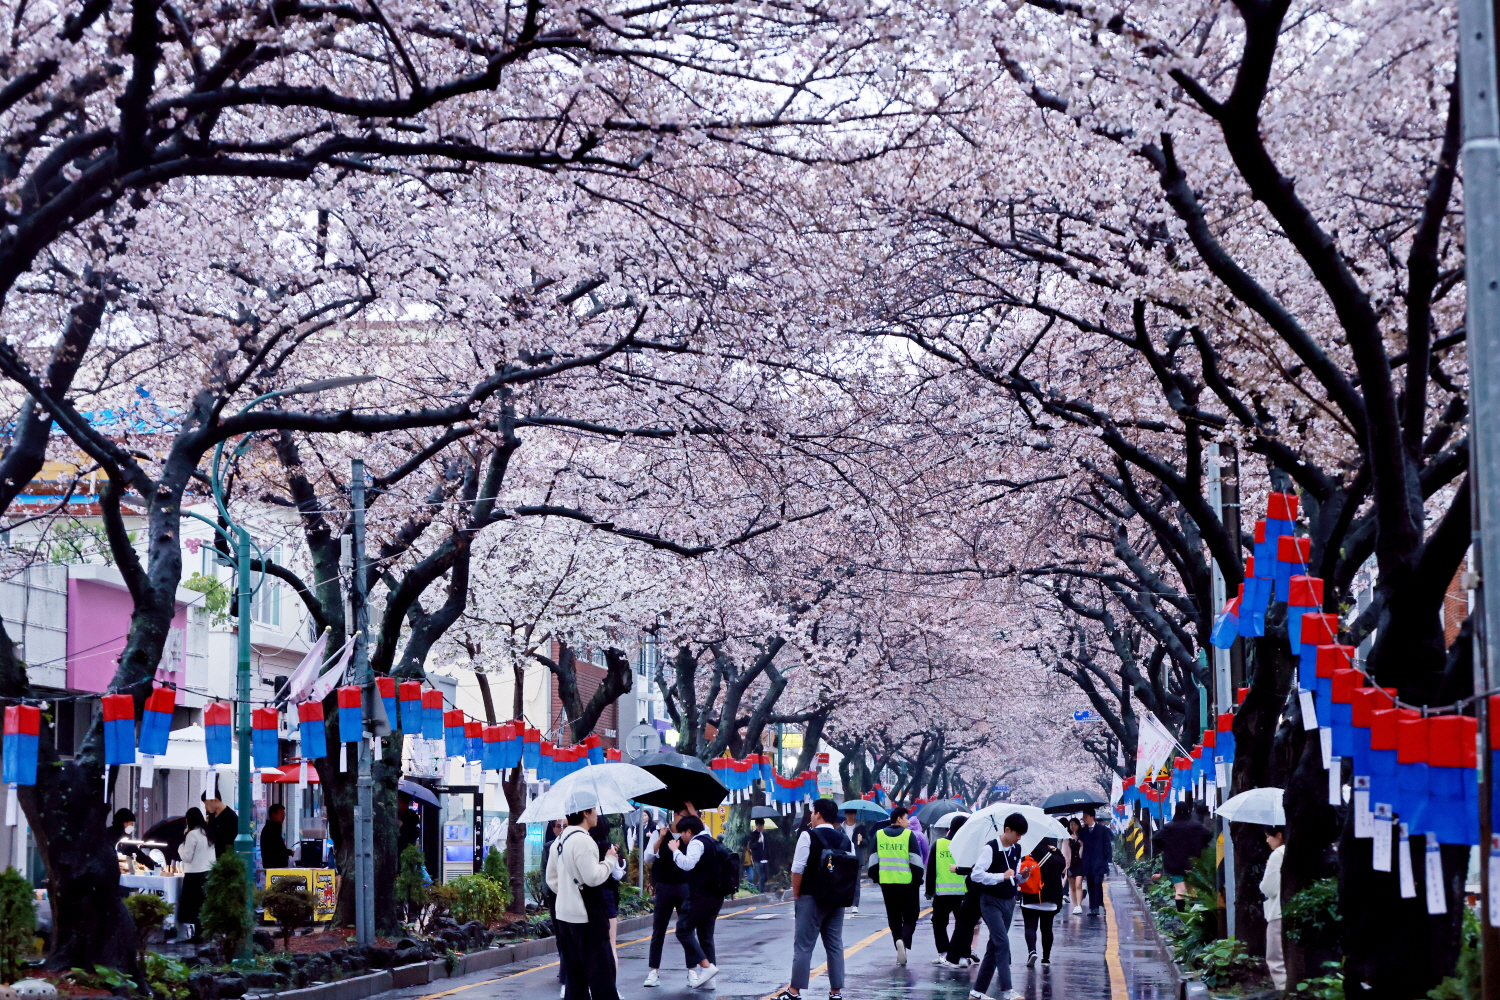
868, 806, 924, 966
1155, 801, 1211, 911
838, 800, 884, 913
666, 814, 722, 989
748, 818, 770, 892
968, 812, 1028, 1000
545, 805, 620, 1000
1077, 810, 1113, 916
642, 804, 698, 988
925, 814, 970, 964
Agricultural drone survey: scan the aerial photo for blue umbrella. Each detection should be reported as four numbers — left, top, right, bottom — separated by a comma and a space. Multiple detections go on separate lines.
838, 799, 890, 819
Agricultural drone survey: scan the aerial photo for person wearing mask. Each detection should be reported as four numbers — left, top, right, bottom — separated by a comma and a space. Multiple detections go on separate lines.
868, 806, 923, 965
668, 814, 722, 988
839, 810, 866, 913
1018, 836, 1065, 968
1077, 810, 1113, 916
1155, 801, 1212, 911
590, 816, 628, 965
926, 815, 969, 964
201, 793, 239, 858
747, 819, 770, 893
545, 807, 619, 1000
1063, 818, 1085, 915
176, 808, 214, 941
398, 793, 421, 857
261, 803, 291, 870
642, 804, 699, 988
108, 808, 159, 870
1260, 827, 1286, 991
769, 797, 851, 1000
967, 812, 1028, 1000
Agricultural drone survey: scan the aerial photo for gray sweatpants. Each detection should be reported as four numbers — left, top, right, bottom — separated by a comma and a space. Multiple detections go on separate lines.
791, 895, 845, 990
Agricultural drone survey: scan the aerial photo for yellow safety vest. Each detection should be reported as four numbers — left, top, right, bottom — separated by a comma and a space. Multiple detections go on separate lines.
934, 837, 965, 895
877, 827, 914, 884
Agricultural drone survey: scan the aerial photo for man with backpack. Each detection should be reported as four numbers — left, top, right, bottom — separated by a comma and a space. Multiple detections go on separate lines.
666, 814, 739, 988
771, 798, 855, 1000
869, 806, 924, 965
544, 807, 620, 1000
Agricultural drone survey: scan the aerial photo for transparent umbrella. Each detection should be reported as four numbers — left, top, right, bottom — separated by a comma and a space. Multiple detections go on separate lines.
947, 803, 1068, 866
1217, 787, 1285, 826
517, 763, 666, 824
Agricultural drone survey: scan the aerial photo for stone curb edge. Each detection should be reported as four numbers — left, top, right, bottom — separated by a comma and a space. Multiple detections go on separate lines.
1120, 876, 1191, 999
246, 893, 784, 1000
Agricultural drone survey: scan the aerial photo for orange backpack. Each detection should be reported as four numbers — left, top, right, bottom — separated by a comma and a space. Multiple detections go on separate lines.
1017, 855, 1043, 894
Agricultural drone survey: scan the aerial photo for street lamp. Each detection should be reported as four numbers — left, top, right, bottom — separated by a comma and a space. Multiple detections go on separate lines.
196, 376, 376, 953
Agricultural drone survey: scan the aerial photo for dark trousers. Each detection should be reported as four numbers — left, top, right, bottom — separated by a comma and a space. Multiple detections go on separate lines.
945, 892, 981, 963
677, 891, 722, 966
974, 895, 1015, 996
931, 894, 965, 954
557, 920, 619, 1000
648, 883, 690, 969
177, 871, 207, 927
1086, 873, 1105, 912
879, 881, 920, 948
1022, 906, 1057, 959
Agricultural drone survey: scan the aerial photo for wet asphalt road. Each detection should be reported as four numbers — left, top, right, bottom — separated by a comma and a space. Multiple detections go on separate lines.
391, 877, 1175, 1000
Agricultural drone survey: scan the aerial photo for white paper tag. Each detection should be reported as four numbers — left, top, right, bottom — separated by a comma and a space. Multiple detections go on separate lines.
1300, 690, 1318, 729
340, 744, 348, 772
4, 786, 17, 827
1373, 805, 1393, 871
1353, 778, 1372, 838
1399, 823, 1417, 897
1328, 757, 1342, 805
1425, 836, 1447, 914
254, 773, 266, 801
1489, 837, 1500, 927
1320, 728, 1333, 769
139, 756, 155, 789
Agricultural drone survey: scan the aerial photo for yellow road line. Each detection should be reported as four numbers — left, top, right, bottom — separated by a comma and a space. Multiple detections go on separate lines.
414, 899, 781, 1000
762, 905, 933, 1000
1102, 886, 1128, 1000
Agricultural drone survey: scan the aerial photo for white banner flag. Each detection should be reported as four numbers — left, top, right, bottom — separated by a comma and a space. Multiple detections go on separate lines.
1134, 711, 1178, 785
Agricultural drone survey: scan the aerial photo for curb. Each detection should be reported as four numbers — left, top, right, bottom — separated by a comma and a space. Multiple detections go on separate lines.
1122, 877, 1192, 999
247, 894, 782, 1000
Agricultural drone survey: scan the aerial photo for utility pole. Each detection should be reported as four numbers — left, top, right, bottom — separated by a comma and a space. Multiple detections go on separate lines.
1457, 0, 1500, 988
235, 524, 255, 955
351, 458, 376, 946
1208, 441, 1240, 937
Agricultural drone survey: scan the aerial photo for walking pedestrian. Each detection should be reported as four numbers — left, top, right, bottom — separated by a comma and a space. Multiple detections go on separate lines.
1155, 801, 1211, 910
544, 807, 620, 1000
175, 808, 213, 941
868, 805, 923, 965
748, 819, 770, 892
1018, 836, 1065, 968
590, 816, 627, 964
926, 814, 968, 964
1063, 818, 1085, 915
642, 808, 695, 987
1260, 827, 1286, 991
668, 814, 724, 988
1077, 810, 1113, 916
260, 803, 291, 870
840, 810, 866, 912
770, 798, 852, 1000
968, 812, 1027, 1000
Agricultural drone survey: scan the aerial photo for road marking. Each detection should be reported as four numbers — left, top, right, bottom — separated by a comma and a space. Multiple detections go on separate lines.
761, 906, 933, 1000
1102, 886, 1128, 1000
412, 900, 781, 1000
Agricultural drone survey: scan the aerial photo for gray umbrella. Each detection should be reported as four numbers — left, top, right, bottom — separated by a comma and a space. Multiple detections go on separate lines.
916, 799, 965, 827
750, 805, 781, 820
1041, 789, 1108, 815
399, 779, 441, 808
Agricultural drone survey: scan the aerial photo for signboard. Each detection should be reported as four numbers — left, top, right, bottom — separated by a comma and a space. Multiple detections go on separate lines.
625, 724, 661, 758
1073, 710, 1105, 723
263, 869, 338, 922
993, 785, 1011, 795
782, 733, 804, 748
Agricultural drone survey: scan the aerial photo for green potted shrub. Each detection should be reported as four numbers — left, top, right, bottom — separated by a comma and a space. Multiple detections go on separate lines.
261, 883, 314, 952
199, 853, 253, 963
0, 867, 35, 983
123, 892, 175, 961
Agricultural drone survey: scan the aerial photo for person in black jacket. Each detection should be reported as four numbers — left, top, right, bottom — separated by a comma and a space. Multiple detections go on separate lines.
641, 804, 698, 988
201, 793, 239, 858
968, 812, 1027, 1000
260, 803, 291, 869
1155, 801, 1212, 910
747, 820, 770, 892
1019, 836, 1066, 967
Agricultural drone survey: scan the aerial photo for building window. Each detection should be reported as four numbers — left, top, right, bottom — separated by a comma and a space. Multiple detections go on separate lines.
251, 545, 282, 628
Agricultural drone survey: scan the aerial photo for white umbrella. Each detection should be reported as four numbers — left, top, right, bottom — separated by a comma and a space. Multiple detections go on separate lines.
933, 811, 970, 831
947, 803, 1068, 867
1217, 787, 1285, 826
517, 762, 667, 824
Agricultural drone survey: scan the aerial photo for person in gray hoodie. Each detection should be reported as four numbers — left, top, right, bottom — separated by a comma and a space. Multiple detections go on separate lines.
546, 808, 619, 1000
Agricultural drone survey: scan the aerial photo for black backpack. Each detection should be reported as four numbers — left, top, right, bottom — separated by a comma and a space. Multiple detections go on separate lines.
808, 825, 858, 908
696, 834, 742, 897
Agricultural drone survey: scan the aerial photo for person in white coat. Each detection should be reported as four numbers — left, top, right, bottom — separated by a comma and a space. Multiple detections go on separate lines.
176, 808, 215, 941
1259, 827, 1286, 991
546, 807, 619, 1000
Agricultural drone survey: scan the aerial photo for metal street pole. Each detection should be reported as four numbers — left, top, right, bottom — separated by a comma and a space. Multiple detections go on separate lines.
350, 458, 376, 946
1208, 442, 1240, 938
1457, 0, 1500, 988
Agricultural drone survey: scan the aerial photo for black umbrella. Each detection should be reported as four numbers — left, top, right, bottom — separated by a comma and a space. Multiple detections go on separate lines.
631, 751, 728, 810
750, 805, 780, 820
916, 799, 964, 827
1042, 789, 1108, 815
143, 816, 187, 864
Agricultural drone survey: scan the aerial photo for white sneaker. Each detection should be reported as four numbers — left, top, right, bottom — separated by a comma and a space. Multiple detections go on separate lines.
559, 987, 566, 999
1002, 991, 1026, 1000
687, 969, 701, 988
968, 992, 996, 1000
697, 964, 718, 987
1071, 904, 1082, 915
895, 941, 906, 966
958, 958, 972, 968
850, 906, 859, 913
643, 970, 660, 987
